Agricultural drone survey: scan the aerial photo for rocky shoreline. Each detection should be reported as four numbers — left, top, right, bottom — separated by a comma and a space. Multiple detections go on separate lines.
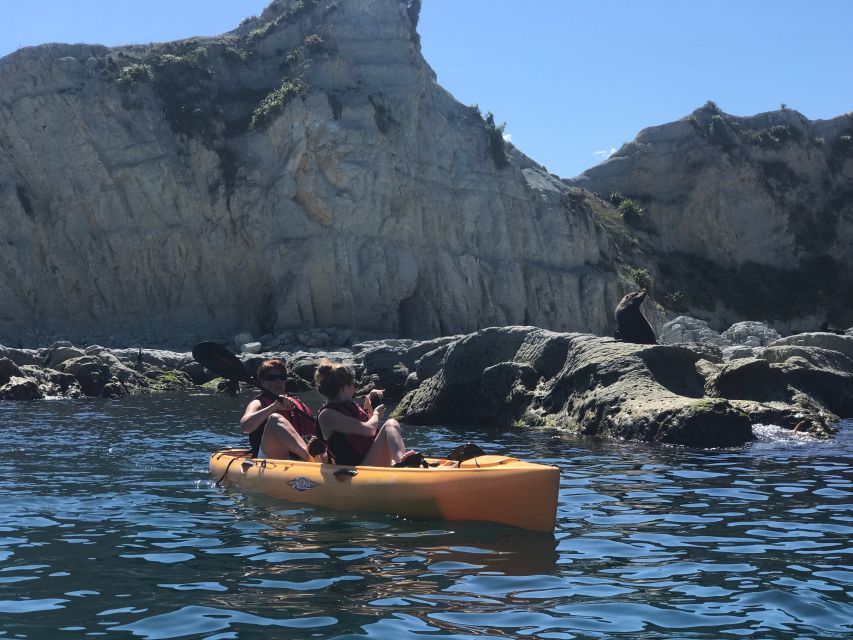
2, 320, 852, 448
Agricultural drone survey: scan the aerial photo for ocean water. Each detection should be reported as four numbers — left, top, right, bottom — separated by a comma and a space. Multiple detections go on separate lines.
0, 392, 851, 639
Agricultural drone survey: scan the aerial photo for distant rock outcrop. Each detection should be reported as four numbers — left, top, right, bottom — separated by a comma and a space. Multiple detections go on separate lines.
568, 103, 853, 331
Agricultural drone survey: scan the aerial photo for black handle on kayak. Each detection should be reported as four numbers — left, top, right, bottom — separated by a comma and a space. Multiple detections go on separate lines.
191, 342, 313, 421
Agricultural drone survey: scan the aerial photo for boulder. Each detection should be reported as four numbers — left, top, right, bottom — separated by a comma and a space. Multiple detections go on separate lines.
758, 345, 853, 374
0, 357, 24, 384
233, 332, 254, 349
395, 326, 840, 446
0, 346, 41, 367
660, 315, 730, 346
43, 345, 86, 368
721, 321, 781, 347
527, 336, 754, 447
396, 327, 548, 426
722, 346, 758, 361
55, 355, 113, 396
53, 353, 147, 397
19, 365, 82, 397
703, 357, 789, 402
240, 342, 262, 354
769, 333, 853, 361
101, 381, 127, 399
0, 376, 43, 401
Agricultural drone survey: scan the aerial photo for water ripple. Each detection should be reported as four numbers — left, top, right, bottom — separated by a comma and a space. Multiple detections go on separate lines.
0, 395, 851, 638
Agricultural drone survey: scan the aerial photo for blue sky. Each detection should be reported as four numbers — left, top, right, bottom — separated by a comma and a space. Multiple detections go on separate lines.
2, 1, 851, 177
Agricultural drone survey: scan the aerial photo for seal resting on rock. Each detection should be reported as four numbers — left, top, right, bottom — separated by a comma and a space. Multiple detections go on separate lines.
614, 290, 656, 344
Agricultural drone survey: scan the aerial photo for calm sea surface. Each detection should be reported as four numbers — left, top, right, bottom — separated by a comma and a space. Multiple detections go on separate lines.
0, 392, 851, 639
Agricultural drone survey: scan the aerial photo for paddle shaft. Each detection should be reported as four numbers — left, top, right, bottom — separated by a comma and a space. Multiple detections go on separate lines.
192, 342, 313, 420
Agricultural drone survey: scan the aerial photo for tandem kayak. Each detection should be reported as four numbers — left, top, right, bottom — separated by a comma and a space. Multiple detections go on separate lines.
209, 448, 560, 532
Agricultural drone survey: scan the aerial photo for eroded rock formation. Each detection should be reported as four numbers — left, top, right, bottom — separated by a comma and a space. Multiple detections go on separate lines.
568, 103, 853, 331
0, 0, 627, 345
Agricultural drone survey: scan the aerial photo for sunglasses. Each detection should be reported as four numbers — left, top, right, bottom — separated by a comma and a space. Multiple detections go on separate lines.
261, 374, 287, 381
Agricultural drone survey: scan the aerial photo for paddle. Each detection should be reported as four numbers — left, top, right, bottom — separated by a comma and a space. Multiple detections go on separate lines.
192, 342, 310, 417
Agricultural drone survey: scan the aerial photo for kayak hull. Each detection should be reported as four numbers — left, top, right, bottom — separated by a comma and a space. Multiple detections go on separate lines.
209, 448, 559, 532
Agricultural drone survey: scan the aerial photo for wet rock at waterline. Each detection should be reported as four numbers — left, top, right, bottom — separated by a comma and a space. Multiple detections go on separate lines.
2, 327, 851, 448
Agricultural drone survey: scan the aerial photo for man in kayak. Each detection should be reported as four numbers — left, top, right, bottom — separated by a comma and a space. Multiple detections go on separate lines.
314, 359, 426, 467
240, 359, 323, 462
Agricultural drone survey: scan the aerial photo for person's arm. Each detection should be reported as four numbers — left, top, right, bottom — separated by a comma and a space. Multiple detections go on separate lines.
240, 397, 293, 434
364, 389, 384, 415
318, 405, 383, 440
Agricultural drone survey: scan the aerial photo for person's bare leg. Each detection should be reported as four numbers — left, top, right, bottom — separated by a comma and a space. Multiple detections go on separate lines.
259, 415, 320, 461
361, 419, 406, 467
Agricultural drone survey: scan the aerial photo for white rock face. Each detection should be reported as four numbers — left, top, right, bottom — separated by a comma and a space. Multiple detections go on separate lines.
568, 104, 853, 330
0, 0, 627, 344
570, 109, 853, 270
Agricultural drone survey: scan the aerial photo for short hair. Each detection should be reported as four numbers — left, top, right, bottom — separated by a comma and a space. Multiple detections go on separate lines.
313, 359, 355, 398
257, 359, 288, 379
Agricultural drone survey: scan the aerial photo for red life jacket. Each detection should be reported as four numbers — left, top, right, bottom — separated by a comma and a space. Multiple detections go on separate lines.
249, 394, 318, 457
319, 400, 375, 466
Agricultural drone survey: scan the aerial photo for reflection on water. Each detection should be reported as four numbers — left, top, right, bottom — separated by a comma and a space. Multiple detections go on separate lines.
0, 394, 851, 639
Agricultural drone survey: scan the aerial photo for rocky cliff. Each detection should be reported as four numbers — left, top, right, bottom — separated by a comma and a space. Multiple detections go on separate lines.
0, 0, 629, 346
3, 2, 850, 347
569, 103, 853, 331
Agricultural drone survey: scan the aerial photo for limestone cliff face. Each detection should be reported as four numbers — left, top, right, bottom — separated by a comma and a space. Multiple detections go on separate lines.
0, 0, 625, 345
569, 104, 853, 330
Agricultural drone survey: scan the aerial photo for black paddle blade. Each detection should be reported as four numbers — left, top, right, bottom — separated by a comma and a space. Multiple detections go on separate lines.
192, 342, 254, 384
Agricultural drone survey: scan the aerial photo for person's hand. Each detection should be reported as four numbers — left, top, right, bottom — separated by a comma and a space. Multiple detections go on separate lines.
276, 395, 294, 411
373, 404, 386, 419
369, 389, 384, 406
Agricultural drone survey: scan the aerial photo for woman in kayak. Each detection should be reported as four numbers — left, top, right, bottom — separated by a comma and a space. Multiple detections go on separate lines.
314, 359, 425, 467
240, 359, 323, 462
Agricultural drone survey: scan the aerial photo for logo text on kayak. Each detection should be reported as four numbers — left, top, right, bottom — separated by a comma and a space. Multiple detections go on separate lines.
288, 477, 318, 491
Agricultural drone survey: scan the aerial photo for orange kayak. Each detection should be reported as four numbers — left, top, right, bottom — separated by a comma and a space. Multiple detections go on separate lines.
209, 448, 559, 532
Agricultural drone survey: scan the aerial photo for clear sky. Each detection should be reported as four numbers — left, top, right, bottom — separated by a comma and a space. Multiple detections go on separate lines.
2, 1, 851, 178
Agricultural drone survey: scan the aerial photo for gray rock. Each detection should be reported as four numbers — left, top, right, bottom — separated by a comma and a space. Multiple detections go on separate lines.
43, 345, 86, 368
0, 346, 41, 367
52, 353, 147, 397
0, 377, 43, 401
704, 357, 788, 402
233, 332, 254, 349
769, 333, 853, 361
240, 342, 262, 354
0, 357, 24, 384
394, 326, 842, 446
721, 322, 781, 347
19, 365, 81, 398
55, 356, 113, 396
723, 346, 758, 361
660, 316, 730, 346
